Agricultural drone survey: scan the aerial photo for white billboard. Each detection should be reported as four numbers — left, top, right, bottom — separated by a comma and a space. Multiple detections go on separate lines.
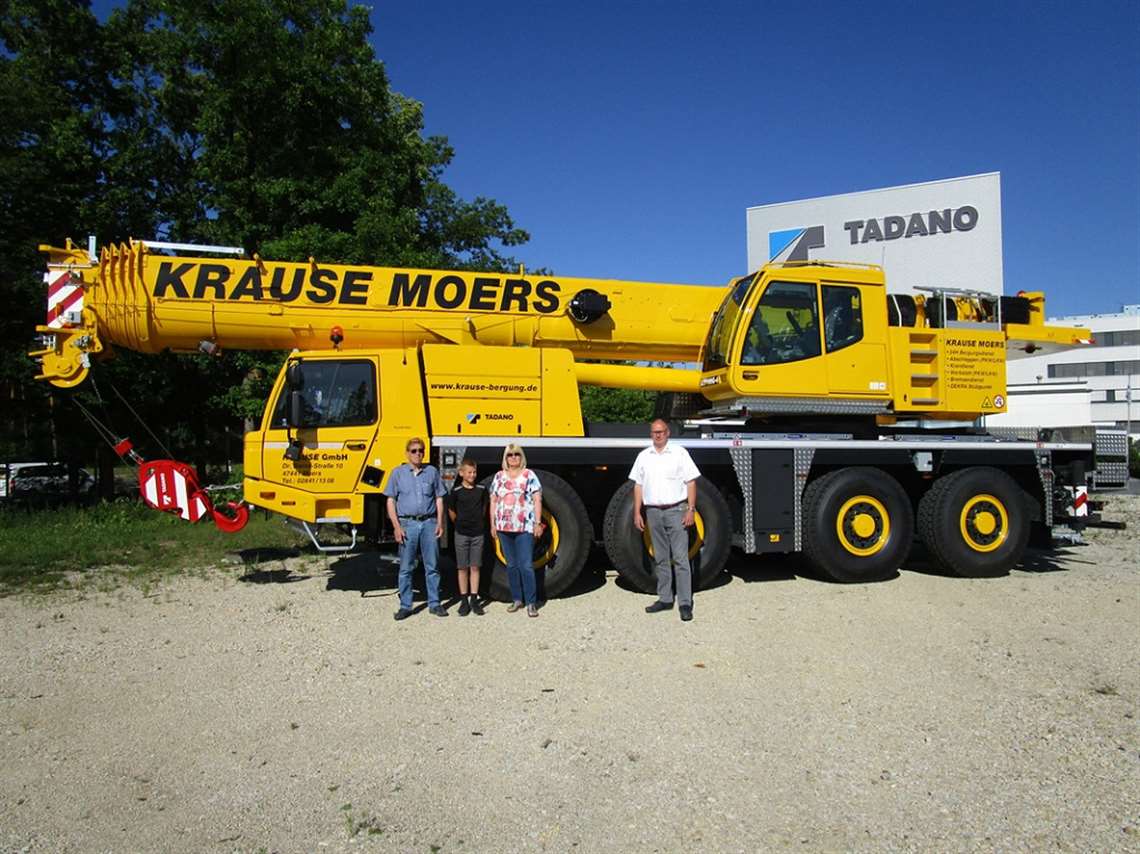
745, 173, 1003, 295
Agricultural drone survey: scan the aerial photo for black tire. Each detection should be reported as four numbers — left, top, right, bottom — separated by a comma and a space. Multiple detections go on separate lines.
602, 478, 731, 594
483, 469, 591, 601
916, 467, 1030, 578
801, 467, 913, 582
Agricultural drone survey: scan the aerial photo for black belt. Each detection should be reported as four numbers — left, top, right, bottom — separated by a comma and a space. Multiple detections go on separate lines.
400, 513, 435, 521
647, 500, 688, 509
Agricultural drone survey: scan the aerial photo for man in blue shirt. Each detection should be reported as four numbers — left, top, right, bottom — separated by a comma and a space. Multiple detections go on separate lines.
385, 437, 447, 620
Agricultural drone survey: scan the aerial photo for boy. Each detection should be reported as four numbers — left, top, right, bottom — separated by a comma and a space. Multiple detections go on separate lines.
446, 459, 488, 616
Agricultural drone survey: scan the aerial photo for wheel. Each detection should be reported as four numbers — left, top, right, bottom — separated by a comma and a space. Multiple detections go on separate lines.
801, 467, 913, 582
483, 469, 591, 601
917, 467, 1030, 578
602, 478, 731, 594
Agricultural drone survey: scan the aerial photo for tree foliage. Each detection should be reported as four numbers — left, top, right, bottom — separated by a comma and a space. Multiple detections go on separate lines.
580, 387, 656, 424
103, 0, 529, 267
0, 0, 531, 473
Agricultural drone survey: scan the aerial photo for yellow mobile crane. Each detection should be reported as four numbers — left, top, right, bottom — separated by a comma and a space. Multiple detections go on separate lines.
33, 238, 1117, 597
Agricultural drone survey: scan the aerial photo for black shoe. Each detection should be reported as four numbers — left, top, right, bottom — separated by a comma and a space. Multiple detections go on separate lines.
645, 600, 673, 614
429, 605, 448, 617
393, 608, 413, 621
679, 605, 693, 622
457, 598, 471, 616
471, 597, 485, 616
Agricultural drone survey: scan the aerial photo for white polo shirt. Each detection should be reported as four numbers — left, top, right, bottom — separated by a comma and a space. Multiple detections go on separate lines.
628, 442, 701, 506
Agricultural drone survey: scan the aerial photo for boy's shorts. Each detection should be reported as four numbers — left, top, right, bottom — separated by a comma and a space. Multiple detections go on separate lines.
454, 533, 484, 567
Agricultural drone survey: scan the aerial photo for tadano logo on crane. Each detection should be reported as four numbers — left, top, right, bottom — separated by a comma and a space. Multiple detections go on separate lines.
150, 261, 564, 313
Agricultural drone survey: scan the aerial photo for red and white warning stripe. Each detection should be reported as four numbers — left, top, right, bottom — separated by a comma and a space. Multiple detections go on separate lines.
1072, 486, 1088, 517
140, 462, 210, 522
45, 269, 84, 328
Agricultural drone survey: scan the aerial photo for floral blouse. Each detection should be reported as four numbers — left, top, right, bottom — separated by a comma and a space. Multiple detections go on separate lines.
490, 468, 542, 534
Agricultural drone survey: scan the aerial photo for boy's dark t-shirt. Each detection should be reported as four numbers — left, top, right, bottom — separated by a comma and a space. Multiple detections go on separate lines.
447, 484, 489, 536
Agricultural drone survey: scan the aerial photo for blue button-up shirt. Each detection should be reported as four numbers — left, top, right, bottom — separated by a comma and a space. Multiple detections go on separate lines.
384, 463, 445, 517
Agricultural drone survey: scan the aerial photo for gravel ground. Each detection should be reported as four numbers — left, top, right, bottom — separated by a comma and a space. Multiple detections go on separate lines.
1, 495, 1138, 854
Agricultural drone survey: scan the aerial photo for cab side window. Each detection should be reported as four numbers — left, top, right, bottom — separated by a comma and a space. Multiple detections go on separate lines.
740, 281, 821, 366
822, 286, 864, 352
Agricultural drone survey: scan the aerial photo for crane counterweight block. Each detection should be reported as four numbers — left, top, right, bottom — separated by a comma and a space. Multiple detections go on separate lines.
138, 459, 250, 532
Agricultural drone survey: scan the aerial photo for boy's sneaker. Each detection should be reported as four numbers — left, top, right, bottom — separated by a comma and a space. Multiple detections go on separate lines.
458, 598, 471, 616
471, 597, 485, 616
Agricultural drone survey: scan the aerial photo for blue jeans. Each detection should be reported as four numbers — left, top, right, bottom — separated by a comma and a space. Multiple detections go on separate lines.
398, 517, 440, 609
499, 531, 536, 605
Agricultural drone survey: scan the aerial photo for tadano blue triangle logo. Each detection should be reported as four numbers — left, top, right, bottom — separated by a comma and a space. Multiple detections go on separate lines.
769, 228, 802, 259
768, 225, 826, 262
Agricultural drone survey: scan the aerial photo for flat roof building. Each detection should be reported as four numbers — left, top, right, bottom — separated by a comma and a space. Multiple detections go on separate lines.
1004, 304, 1140, 434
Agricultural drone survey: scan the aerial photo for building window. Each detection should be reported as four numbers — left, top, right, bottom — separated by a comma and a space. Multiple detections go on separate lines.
1047, 360, 1140, 379
1094, 330, 1140, 347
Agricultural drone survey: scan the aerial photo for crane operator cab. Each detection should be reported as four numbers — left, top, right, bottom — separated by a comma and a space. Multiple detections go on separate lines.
699, 262, 892, 414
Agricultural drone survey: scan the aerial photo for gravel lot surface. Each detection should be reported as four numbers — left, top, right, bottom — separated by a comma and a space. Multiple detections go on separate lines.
2, 495, 1138, 854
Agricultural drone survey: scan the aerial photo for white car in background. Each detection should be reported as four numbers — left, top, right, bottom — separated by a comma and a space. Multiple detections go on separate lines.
0, 462, 95, 505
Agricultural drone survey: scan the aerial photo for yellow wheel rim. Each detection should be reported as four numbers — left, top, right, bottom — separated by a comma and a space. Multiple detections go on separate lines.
494, 510, 559, 569
836, 495, 890, 556
959, 494, 1008, 553
642, 509, 706, 560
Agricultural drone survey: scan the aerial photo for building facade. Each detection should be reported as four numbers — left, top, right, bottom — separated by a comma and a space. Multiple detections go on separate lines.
1005, 304, 1140, 432
745, 173, 1003, 295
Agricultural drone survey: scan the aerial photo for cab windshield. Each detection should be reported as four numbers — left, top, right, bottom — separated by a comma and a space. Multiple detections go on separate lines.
703, 274, 755, 369
269, 359, 377, 428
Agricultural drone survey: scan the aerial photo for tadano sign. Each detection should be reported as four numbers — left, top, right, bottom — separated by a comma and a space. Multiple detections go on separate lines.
746, 173, 1003, 296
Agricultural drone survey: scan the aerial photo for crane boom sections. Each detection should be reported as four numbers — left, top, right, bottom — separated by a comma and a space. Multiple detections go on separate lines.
35, 240, 726, 387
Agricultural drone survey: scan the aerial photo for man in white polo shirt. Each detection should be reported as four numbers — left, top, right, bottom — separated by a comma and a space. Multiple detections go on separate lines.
629, 418, 701, 621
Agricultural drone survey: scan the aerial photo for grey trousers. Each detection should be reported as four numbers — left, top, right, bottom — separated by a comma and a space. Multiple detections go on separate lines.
645, 503, 692, 606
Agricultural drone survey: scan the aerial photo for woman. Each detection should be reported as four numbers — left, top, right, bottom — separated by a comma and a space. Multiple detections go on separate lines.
489, 444, 544, 617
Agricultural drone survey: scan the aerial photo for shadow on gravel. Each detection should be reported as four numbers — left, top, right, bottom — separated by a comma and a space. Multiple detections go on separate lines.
316, 545, 611, 603
549, 559, 607, 600
236, 546, 313, 585
239, 568, 310, 584
325, 549, 394, 596
1017, 544, 1096, 573
237, 546, 303, 563
903, 542, 1092, 579
728, 551, 902, 586
730, 552, 808, 584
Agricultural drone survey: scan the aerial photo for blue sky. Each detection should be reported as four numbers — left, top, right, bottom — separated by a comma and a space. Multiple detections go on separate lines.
370, 1, 1139, 316
89, 1, 1139, 317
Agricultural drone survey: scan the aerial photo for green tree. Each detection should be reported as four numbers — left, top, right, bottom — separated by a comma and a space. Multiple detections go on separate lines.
580, 387, 656, 423
0, 0, 135, 463
1, 0, 533, 475
106, 0, 528, 268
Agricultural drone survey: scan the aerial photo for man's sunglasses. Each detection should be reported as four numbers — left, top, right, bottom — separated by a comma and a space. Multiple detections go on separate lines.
408, 448, 425, 454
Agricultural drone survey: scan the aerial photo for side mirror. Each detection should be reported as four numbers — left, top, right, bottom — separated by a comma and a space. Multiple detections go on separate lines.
288, 389, 305, 428
285, 359, 304, 390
